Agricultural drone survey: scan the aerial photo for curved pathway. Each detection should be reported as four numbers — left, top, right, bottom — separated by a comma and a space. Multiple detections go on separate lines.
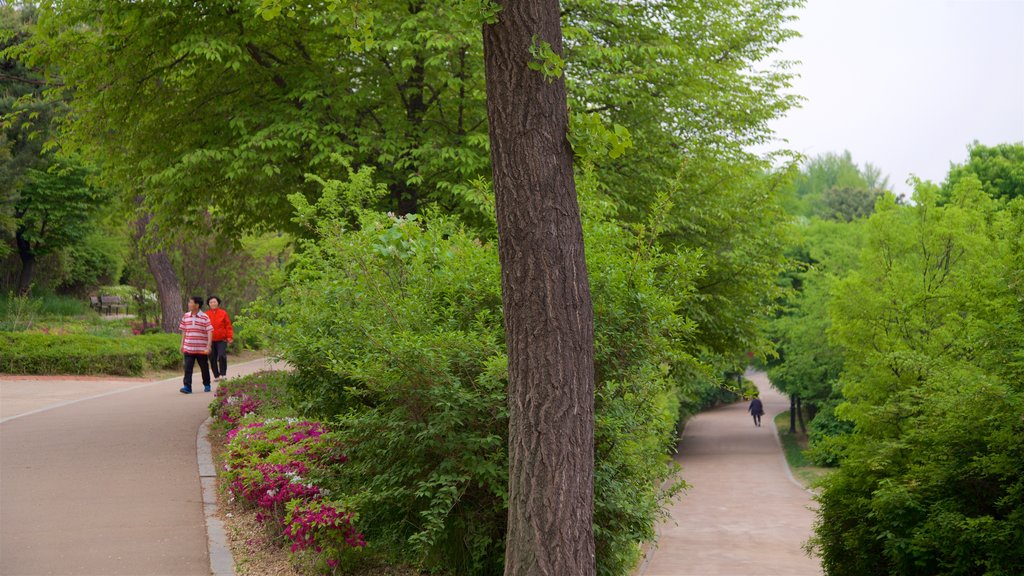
0, 358, 279, 576
640, 370, 822, 575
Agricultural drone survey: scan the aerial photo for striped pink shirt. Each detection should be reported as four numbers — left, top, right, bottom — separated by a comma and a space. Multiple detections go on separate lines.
179, 311, 213, 354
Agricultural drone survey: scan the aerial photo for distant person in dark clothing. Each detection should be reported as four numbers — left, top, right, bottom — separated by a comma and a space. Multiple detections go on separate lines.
748, 396, 765, 427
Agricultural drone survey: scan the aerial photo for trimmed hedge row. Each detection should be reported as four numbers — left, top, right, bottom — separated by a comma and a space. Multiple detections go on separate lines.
0, 332, 182, 376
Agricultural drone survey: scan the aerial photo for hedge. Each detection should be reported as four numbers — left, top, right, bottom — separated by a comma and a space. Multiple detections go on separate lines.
0, 332, 182, 376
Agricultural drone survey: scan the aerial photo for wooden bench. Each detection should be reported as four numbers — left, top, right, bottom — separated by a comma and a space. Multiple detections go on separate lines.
89, 295, 102, 312
98, 295, 127, 315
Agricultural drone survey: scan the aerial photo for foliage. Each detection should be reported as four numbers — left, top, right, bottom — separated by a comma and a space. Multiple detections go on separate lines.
13, 162, 108, 254
246, 181, 508, 573
768, 218, 864, 441
0, 289, 41, 330
244, 169, 700, 575
21, 0, 799, 427
27, 0, 800, 228
0, 331, 180, 375
59, 226, 127, 293
2, 6, 123, 294
170, 220, 293, 316
809, 177, 1024, 575
210, 370, 292, 427
780, 150, 890, 221
941, 141, 1024, 203
222, 416, 366, 572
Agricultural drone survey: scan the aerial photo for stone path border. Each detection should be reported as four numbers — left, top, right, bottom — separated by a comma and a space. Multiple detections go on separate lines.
198, 416, 236, 576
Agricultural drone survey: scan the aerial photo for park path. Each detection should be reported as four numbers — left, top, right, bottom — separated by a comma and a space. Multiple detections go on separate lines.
640, 370, 823, 576
0, 358, 280, 576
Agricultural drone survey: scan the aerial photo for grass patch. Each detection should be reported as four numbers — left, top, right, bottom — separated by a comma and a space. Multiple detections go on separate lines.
774, 411, 834, 489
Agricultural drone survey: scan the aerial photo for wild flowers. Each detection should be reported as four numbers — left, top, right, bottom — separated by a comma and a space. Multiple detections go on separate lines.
209, 372, 284, 425
222, 417, 364, 571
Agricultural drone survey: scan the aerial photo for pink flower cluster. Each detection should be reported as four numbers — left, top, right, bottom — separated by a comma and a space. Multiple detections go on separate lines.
223, 417, 365, 568
217, 393, 263, 425
284, 500, 366, 553
229, 461, 321, 510
211, 377, 277, 426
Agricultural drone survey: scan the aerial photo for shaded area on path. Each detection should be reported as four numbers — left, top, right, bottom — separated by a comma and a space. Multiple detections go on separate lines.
641, 370, 822, 576
0, 357, 281, 576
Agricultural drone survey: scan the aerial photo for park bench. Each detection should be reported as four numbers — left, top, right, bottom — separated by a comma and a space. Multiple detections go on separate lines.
89, 295, 102, 312
98, 295, 127, 316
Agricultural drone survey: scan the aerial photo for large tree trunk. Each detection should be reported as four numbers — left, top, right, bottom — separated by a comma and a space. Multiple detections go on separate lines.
133, 207, 182, 333
482, 3, 596, 575
15, 231, 36, 296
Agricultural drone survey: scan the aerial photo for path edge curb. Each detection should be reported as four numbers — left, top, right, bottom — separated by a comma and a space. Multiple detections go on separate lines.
198, 416, 236, 576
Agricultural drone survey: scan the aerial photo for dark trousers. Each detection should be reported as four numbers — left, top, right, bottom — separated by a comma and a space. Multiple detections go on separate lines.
752, 413, 762, 427
183, 353, 211, 391
211, 340, 229, 378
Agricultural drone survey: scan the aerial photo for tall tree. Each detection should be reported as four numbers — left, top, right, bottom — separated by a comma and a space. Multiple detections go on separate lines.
482, 2, 595, 574
12, 162, 105, 293
811, 178, 1024, 575
132, 205, 182, 333
29, 0, 798, 361
781, 150, 889, 220
942, 141, 1024, 203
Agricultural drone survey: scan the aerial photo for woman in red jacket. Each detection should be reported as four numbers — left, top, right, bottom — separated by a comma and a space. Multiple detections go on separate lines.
206, 296, 234, 381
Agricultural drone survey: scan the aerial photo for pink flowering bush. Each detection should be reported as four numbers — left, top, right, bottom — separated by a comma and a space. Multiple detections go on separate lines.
222, 416, 365, 571
209, 371, 289, 426
284, 499, 366, 570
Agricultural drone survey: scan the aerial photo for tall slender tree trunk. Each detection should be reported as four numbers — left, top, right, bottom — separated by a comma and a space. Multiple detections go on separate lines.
482, 2, 596, 575
789, 394, 797, 434
133, 205, 182, 333
15, 232, 36, 295
796, 396, 806, 434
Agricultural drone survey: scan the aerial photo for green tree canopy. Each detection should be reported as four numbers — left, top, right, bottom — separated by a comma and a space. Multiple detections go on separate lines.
781, 150, 890, 221
942, 141, 1024, 203
810, 176, 1024, 575
25, 0, 799, 232
23, 0, 801, 366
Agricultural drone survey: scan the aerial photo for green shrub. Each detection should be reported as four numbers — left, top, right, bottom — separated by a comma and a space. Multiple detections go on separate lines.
804, 401, 851, 467
245, 170, 701, 575
0, 332, 181, 376
209, 370, 292, 427
60, 231, 126, 293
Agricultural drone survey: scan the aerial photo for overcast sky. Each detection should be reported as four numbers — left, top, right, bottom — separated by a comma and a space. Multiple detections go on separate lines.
765, 0, 1024, 197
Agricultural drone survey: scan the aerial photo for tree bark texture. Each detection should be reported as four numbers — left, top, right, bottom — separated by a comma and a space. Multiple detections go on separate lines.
133, 208, 183, 333
482, 2, 596, 575
15, 232, 36, 295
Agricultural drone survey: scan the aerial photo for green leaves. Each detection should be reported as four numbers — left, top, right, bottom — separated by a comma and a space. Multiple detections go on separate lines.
806, 164, 1024, 575
526, 34, 565, 82
569, 112, 633, 161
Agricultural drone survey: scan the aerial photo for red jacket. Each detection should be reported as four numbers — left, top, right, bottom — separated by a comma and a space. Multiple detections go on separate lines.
207, 308, 233, 342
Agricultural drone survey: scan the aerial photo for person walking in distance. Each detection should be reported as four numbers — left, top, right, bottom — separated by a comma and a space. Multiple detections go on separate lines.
179, 296, 213, 394
206, 296, 233, 382
748, 395, 765, 427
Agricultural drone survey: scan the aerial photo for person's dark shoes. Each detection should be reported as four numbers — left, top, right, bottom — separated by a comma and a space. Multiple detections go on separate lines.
204, 385, 212, 392
180, 387, 192, 394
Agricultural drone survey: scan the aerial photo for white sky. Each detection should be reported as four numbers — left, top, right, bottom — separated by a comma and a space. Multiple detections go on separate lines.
765, 0, 1024, 197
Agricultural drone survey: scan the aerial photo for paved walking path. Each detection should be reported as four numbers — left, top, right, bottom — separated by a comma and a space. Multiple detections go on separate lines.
640, 370, 823, 576
0, 358, 281, 576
